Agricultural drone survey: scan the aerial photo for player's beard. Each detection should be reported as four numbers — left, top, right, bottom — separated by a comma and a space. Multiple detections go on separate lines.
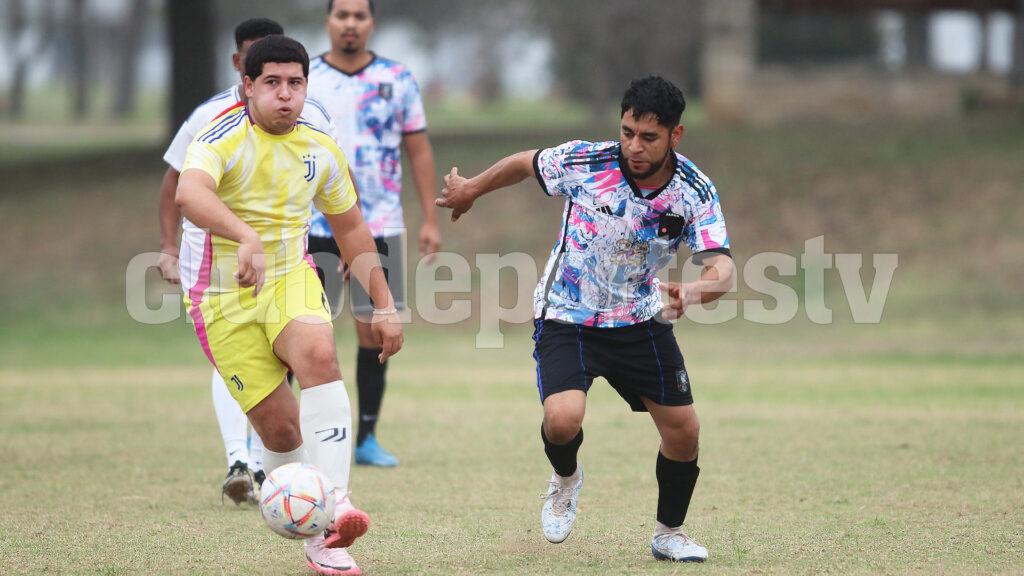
625, 148, 673, 181
342, 44, 359, 54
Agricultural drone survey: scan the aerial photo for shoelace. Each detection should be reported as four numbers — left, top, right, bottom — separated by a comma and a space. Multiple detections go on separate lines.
540, 481, 573, 515
656, 531, 695, 548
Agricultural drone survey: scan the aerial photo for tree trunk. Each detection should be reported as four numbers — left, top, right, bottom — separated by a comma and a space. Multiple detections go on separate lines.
1013, 0, 1024, 87
69, 0, 89, 118
5, 0, 26, 118
112, 0, 148, 117
904, 11, 929, 70
167, 0, 217, 139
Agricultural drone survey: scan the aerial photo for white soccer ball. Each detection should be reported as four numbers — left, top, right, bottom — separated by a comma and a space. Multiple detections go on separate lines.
259, 462, 336, 539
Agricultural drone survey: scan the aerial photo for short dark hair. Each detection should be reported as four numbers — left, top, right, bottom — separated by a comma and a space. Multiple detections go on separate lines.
620, 75, 686, 128
327, 0, 375, 16
244, 35, 310, 80
234, 18, 284, 50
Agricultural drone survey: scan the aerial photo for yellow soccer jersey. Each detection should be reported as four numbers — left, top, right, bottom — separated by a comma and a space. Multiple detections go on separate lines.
179, 107, 356, 296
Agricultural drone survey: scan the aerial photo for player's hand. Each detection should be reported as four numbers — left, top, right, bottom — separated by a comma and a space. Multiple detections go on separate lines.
371, 312, 403, 363
235, 233, 267, 296
660, 282, 686, 320
436, 167, 474, 222
419, 221, 441, 264
158, 251, 180, 284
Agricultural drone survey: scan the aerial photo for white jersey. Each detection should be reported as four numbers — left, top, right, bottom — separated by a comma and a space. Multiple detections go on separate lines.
163, 85, 337, 172
306, 54, 428, 238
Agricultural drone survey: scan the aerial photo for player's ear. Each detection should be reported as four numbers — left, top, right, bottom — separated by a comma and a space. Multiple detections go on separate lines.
232, 52, 242, 72
670, 125, 684, 147
244, 75, 255, 99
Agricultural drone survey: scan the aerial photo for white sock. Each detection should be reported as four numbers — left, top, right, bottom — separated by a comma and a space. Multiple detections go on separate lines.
211, 369, 249, 468
262, 444, 309, 477
248, 428, 265, 474
300, 380, 352, 494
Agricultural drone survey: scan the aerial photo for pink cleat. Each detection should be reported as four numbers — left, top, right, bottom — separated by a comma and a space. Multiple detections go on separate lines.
323, 492, 370, 549
305, 533, 361, 575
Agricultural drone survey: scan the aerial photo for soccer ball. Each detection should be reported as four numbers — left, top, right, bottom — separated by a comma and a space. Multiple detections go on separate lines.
259, 462, 336, 539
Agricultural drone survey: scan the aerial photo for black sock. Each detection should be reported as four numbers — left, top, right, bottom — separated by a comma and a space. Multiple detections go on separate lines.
656, 451, 700, 528
541, 424, 583, 478
356, 347, 386, 446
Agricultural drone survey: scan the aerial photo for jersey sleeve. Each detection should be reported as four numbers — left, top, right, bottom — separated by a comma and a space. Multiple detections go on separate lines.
180, 136, 229, 188
301, 96, 340, 143
532, 140, 593, 199
314, 143, 358, 216
681, 181, 730, 256
398, 68, 427, 134
163, 116, 198, 172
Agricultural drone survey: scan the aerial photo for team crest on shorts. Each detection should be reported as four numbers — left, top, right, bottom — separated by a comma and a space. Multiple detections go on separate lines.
676, 369, 690, 394
378, 82, 393, 100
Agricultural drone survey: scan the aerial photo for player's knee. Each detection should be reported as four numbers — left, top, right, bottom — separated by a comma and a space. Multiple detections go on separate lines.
300, 342, 341, 377
261, 419, 303, 452
544, 415, 583, 444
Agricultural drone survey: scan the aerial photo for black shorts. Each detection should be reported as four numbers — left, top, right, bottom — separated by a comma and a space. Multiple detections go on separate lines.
532, 318, 693, 412
307, 234, 407, 317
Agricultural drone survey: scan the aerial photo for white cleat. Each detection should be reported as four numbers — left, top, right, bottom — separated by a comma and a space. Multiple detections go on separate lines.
305, 533, 361, 575
540, 466, 583, 543
651, 528, 708, 562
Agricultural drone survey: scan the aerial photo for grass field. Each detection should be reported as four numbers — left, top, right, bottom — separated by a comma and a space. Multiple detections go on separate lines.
1, 114, 1022, 575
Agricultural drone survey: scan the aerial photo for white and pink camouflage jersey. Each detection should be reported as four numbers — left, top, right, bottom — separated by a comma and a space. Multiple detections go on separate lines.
306, 54, 427, 238
533, 140, 731, 328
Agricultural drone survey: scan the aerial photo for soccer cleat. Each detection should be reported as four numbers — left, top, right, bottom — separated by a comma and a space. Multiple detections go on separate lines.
354, 434, 398, 467
323, 492, 370, 549
305, 533, 361, 575
651, 529, 709, 562
540, 466, 583, 543
221, 460, 254, 505
248, 469, 266, 505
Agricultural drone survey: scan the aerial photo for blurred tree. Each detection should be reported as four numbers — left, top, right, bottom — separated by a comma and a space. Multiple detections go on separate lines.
112, 0, 148, 117
536, 0, 704, 120
5, 0, 57, 118
69, 0, 89, 118
904, 10, 929, 69
167, 0, 217, 137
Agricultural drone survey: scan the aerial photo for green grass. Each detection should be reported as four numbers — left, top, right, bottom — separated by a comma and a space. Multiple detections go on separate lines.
1, 323, 1022, 575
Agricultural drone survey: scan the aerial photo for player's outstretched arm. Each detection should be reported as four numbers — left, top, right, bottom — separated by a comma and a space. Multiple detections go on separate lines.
324, 207, 404, 363
660, 253, 736, 320
435, 149, 538, 222
175, 169, 266, 295
158, 167, 182, 284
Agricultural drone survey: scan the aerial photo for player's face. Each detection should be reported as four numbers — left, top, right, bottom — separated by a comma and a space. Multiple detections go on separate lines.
620, 110, 683, 185
327, 0, 374, 55
244, 62, 307, 135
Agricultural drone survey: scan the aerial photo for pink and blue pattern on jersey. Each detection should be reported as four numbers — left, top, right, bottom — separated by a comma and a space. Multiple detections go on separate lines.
533, 140, 730, 328
308, 55, 427, 239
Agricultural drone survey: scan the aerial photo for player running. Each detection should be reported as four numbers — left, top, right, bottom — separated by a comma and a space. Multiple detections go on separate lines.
176, 35, 400, 576
437, 75, 735, 563
157, 18, 342, 505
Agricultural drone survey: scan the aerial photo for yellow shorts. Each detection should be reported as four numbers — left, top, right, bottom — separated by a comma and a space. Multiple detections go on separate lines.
184, 265, 332, 412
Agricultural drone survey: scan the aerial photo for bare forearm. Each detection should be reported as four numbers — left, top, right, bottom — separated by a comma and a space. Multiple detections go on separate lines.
407, 136, 439, 225
175, 170, 257, 244
683, 255, 735, 306
466, 150, 537, 199
159, 168, 182, 253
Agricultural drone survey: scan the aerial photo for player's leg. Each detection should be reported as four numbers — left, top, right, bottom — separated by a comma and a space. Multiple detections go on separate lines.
533, 319, 598, 543
350, 235, 402, 467
644, 400, 707, 562
211, 368, 254, 504
623, 320, 706, 562
248, 426, 266, 494
271, 267, 368, 554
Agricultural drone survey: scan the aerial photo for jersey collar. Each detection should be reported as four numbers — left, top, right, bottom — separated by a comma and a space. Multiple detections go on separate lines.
317, 51, 378, 77
619, 149, 678, 201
